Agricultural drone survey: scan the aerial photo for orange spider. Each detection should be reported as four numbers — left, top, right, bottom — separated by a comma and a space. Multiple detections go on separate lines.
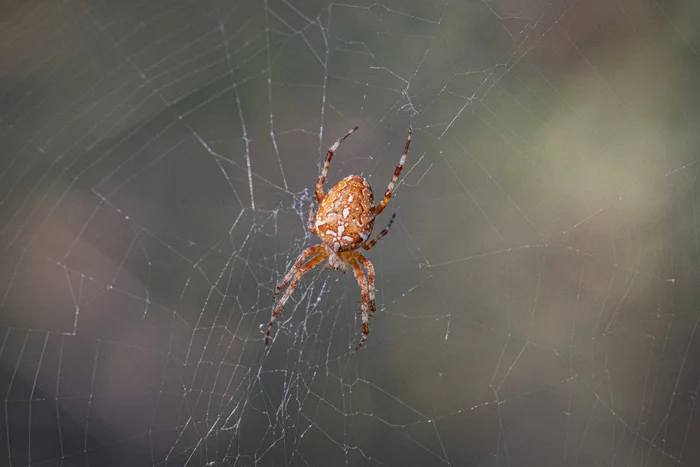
266, 126, 412, 350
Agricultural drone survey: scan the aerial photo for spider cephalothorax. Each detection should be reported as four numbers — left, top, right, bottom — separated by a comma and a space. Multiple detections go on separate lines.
266, 126, 412, 350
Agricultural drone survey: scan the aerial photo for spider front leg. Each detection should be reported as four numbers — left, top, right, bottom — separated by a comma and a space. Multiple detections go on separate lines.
349, 258, 370, 350
267, 252, 326, 345
316, 126, 358, 202
374, 127, 411, 217
276, 245, 324, 293
356, 254, 376, 315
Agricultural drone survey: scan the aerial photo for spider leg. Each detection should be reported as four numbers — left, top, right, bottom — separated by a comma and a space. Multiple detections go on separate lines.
276, 245, 324, 293
356, 254, 376, 316
307, 202, 317, 235
374, 127, 411, 217
362, 212, 395, 251
349, 258, 370, 350
316, 126, 359, 202
267, 252, 327, 345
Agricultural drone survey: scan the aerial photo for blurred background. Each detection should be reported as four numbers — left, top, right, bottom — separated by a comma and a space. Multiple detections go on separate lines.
1, 0, 700, 465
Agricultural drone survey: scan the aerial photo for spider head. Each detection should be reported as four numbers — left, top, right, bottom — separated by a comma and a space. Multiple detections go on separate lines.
326, 248, 349, 272
315, 175, 375, 252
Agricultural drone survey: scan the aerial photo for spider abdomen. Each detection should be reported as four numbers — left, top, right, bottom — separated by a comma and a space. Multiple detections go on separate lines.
315, 175, 375, 252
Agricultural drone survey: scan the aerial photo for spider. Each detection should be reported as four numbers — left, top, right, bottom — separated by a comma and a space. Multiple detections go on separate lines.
266, 126, 412, 350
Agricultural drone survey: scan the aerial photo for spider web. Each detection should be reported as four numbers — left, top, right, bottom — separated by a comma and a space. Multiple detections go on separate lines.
2, 0, 700, 465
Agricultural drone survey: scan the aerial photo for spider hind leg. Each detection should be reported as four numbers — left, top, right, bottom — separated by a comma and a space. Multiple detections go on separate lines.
374, 127, 411, 217
316, 126, 359, 203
